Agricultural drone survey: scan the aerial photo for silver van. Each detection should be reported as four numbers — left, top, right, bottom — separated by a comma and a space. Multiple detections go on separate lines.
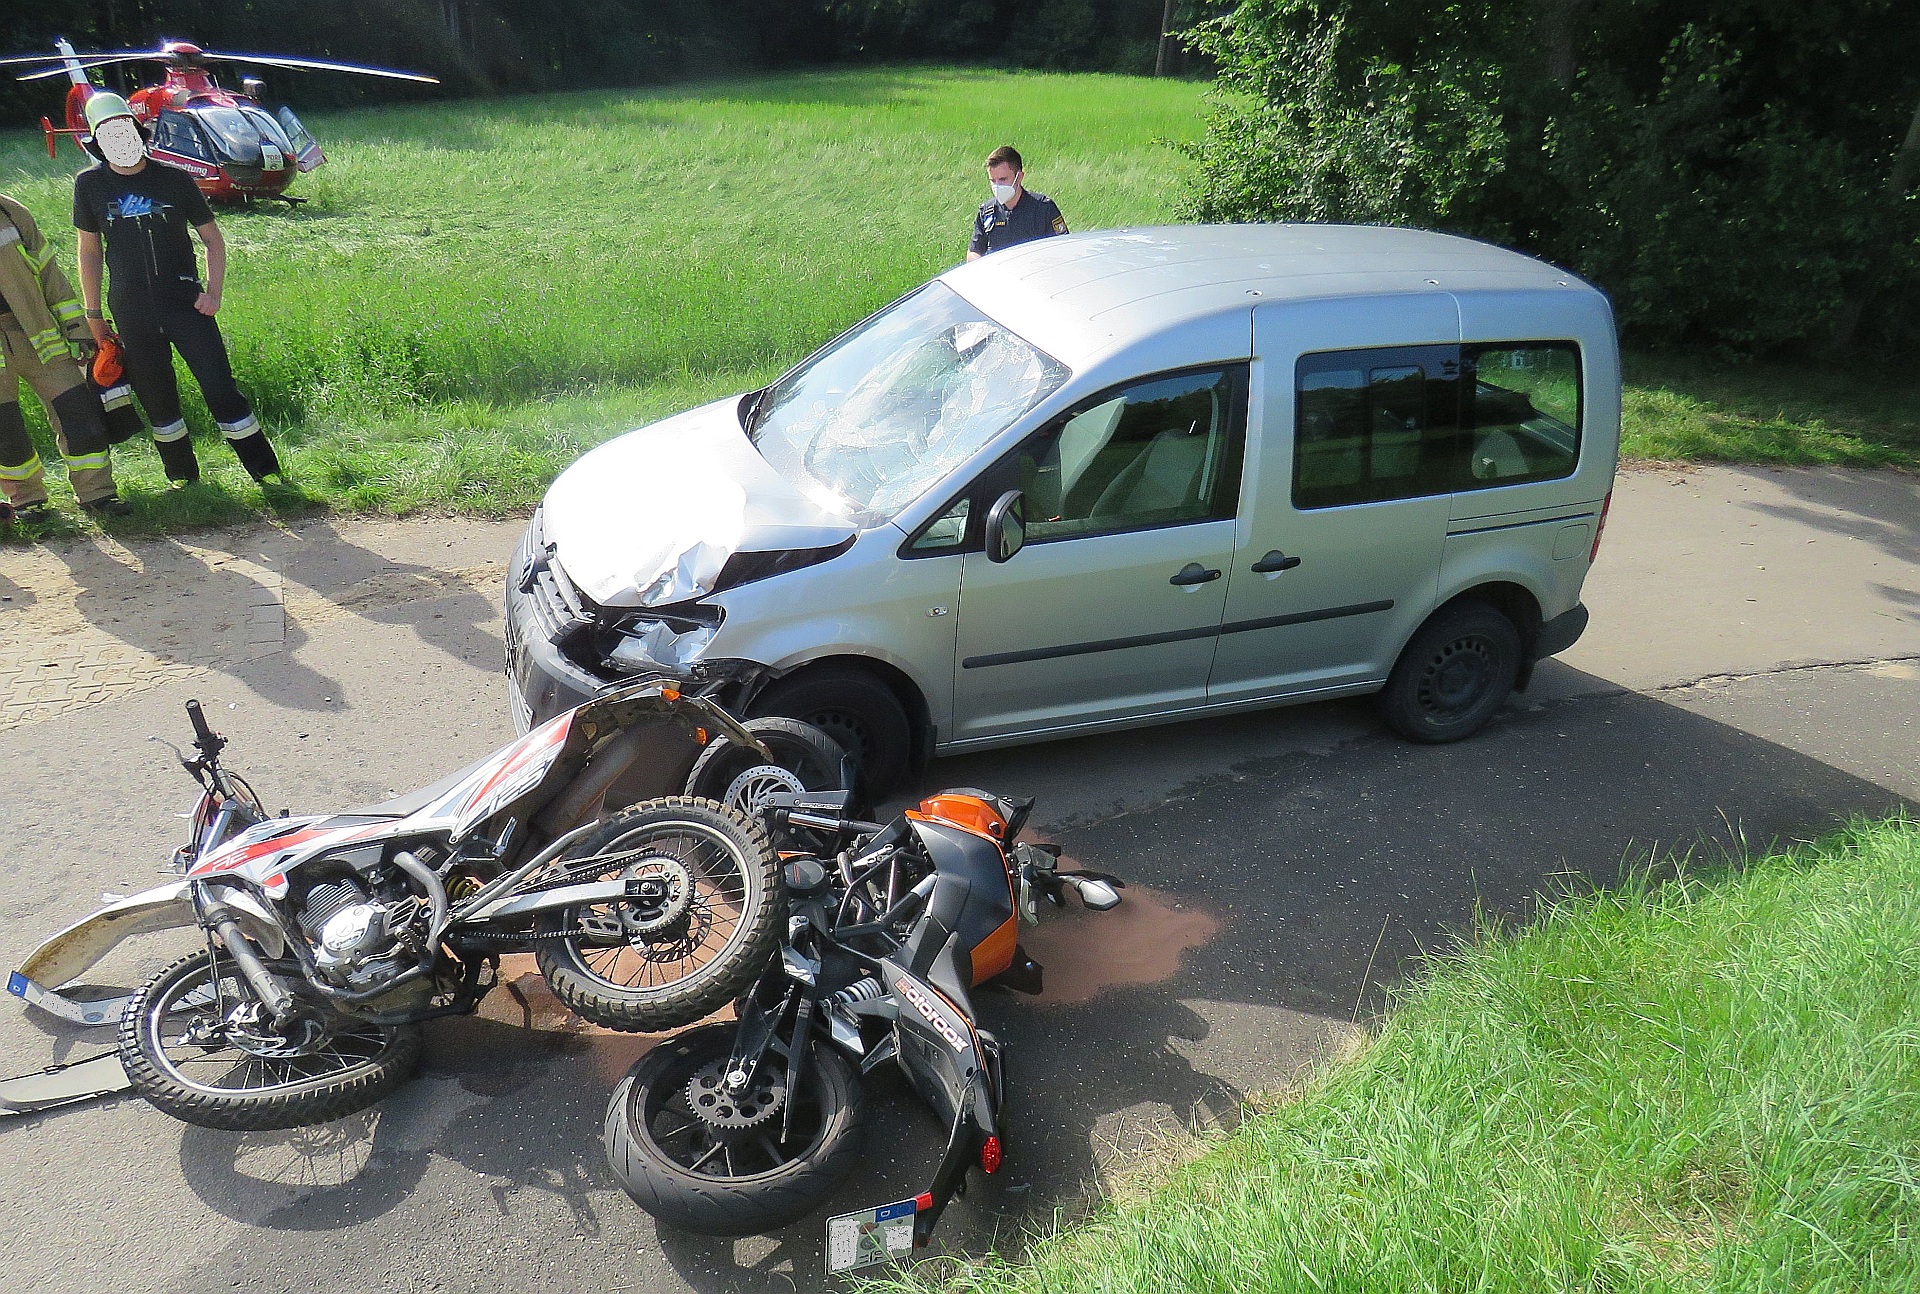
506, 225, 1618, 784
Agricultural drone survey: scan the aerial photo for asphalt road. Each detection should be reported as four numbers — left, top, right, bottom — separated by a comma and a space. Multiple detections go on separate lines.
1, 464, 1914, 1293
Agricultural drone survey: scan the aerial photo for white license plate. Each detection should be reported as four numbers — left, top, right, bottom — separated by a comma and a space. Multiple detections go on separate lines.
825, 1197, 916, 1275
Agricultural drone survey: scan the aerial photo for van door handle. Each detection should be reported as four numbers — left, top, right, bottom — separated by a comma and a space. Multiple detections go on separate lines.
1251, 550, 1302, 574
1169, 563, 1222, 587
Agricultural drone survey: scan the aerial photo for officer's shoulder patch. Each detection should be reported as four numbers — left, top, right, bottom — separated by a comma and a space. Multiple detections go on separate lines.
1051, 215, 1068, 234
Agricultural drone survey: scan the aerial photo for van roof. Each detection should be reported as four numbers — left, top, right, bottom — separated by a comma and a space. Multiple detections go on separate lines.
943, 224, 1596, 369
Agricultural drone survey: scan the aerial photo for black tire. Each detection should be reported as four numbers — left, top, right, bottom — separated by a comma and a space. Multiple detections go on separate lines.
684, 717, 853, 815
749, 666, 913, 797
1376, 600, 1522, 743
536, 798, 784, 1033
604, 1024, 865, 1235
119, 949, 422, 1132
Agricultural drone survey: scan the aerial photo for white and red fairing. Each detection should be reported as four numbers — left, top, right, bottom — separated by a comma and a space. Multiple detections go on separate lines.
189, 708, 579, 897
7, 710, 579, 1026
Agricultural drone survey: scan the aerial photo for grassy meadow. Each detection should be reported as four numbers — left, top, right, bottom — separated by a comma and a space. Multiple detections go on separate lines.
0, 68, 1204, 532
886, 815, 1920, 1293
0, 66, 1912, 537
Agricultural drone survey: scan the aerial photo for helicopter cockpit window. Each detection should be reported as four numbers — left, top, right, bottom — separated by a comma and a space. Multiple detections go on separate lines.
276, 107, 318, 155
191, 107, 263, 165
150, 112, 214, 163
241, 108, 295, 153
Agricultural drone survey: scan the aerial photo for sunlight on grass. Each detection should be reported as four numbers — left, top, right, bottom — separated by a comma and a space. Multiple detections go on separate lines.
0, 69, 1203, 534
884, 816, 1920, 1293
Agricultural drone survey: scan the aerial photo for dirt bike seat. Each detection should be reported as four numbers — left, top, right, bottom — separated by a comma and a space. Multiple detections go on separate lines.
342, 762, 478, 820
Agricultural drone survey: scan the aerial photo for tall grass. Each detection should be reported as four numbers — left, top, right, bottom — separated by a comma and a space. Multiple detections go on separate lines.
897, 817, 1920, 1293
0, 69, 1203, 529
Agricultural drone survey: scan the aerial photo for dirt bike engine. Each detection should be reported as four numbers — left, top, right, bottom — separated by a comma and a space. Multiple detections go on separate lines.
298, 871, 425, 991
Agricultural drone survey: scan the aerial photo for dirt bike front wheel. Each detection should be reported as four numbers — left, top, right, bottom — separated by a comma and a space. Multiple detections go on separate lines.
534, 797, 783, 1033
119, 949, 422, 1131
604, 1023, 865, 1235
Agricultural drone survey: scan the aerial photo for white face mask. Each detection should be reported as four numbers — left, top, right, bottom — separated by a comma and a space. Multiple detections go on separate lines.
95, 118, 146, 168
990, 180, 1018, 205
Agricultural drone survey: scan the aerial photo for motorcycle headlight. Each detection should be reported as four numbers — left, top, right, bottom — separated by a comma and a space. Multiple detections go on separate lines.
606, 617, 719, 673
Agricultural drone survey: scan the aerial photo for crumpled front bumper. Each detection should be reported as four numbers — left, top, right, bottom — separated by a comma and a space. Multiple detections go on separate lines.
505, 510, 615, 733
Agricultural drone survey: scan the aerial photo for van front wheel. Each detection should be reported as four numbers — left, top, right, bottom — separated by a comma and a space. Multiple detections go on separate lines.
1376, 602, 1521, 743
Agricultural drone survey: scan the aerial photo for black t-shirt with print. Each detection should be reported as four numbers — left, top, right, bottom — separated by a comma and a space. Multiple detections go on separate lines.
73, 160, 214, 310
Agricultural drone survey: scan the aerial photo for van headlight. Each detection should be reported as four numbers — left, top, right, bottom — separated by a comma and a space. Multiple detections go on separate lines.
606, 617, 720, 673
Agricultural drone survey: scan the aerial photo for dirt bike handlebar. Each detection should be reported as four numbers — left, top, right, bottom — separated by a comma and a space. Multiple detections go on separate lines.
184, 699, 226, 763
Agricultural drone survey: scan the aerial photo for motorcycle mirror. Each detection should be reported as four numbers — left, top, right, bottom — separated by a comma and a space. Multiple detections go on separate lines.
1065, 876, 1121, 911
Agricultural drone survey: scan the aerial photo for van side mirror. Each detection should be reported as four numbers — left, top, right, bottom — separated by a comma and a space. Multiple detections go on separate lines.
984, 490, 1026, 564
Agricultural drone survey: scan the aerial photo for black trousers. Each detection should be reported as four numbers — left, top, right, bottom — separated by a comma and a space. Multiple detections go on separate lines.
113, 293, 252, 428
113, 291, 279, 482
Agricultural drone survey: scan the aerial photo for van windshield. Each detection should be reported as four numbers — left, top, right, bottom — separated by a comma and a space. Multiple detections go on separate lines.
745, 284, 1067, 525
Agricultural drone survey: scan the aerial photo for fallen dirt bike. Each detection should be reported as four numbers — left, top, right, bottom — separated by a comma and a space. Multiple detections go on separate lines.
4, 681, 850, 1127
603, 786, 1122, 1268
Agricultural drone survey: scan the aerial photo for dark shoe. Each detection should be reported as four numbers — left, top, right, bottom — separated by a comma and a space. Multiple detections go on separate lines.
0, 500, 12, 524
233, 431, 283, 483
81, 493, 134, 518
13, 500, 53, 524
153, 435, 201, 484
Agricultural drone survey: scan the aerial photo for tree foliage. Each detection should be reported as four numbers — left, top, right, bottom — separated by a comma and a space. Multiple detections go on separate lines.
1183, 0, 1920, 356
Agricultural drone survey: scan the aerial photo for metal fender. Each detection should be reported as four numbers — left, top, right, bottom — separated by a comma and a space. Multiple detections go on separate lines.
7, 881, 193, 1026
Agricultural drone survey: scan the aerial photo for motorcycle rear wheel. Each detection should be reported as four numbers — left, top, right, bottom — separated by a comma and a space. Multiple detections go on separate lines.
604, 1024, 865, 1235
119, 949, 422, 1131
535, 797, 783, 1033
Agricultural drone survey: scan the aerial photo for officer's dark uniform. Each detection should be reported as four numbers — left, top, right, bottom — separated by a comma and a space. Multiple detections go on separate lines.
969, 191, 1068, 257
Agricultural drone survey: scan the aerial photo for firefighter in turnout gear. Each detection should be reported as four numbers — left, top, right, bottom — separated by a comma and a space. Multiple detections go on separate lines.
73, 93, 281, 487
0, 191, 129, 523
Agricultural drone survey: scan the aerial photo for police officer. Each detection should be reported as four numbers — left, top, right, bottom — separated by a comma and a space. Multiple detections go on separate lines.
966, 145, 1068, 260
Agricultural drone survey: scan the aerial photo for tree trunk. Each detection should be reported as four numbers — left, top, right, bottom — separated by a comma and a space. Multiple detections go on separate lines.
1535, 0, 1590, 87
1155, 0, 1179, 78
1828, 94, 1920, 353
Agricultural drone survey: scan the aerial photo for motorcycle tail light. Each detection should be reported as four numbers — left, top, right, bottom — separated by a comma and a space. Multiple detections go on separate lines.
980, 1135, 1003, 1174
914, 1191, 933, 1213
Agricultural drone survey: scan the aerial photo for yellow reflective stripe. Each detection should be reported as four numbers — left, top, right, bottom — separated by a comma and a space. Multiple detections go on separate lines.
52, 300, 85, 321
64, 451, 111, 470
0, 453, 45, 480
151, 420, 191, 443
21, 241, 54, 273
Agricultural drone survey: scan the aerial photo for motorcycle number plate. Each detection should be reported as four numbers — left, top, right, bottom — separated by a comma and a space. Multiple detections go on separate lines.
825, 1198, 916, 1275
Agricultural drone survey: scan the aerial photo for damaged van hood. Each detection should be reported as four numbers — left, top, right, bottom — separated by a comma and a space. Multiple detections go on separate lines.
542, 397, 858, 608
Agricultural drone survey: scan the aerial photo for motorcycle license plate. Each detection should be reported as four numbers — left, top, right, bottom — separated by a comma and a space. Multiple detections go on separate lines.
825, 1197, 916, 1275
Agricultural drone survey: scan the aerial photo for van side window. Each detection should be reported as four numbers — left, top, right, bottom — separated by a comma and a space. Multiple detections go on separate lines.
1007, 365, 1248, 543
1293, 342, 1581, 508
1462, 343, 1581, 486
1293, 346, 1459, 508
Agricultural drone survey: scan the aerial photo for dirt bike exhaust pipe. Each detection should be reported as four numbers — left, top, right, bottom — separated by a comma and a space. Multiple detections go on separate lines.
390, 849, 450, 947
204, 907, 299, 1027
532, 723, 656, 840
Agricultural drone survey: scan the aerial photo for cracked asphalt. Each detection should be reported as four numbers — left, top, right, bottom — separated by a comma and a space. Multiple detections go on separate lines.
1, 463, 1914, 1293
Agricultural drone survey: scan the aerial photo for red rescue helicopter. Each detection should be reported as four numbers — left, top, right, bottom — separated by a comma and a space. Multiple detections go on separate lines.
1, 39, 437, 204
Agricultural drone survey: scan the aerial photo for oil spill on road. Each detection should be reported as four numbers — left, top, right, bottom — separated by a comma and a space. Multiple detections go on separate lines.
1018, 877, 1219, 1007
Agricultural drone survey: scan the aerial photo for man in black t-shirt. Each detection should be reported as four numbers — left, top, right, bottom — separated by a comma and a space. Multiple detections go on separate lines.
966, 145, 1068, 260
72, 93, 280, 486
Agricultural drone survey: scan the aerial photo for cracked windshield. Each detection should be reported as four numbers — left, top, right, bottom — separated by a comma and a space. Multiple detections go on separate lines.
746, 282, 1067, 524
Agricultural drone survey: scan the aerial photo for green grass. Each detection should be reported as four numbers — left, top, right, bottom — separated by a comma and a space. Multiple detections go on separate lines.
2, 69, 1911, 540
0, 68, 1204, 535
890, 816, 1920, 1293
1623, 352, 1920, 470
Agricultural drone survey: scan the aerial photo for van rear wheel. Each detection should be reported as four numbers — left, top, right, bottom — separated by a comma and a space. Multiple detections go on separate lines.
1376, 601, 1521, 743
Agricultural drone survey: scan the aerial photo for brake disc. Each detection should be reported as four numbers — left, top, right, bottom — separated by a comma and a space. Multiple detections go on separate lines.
722, 763, 808, 815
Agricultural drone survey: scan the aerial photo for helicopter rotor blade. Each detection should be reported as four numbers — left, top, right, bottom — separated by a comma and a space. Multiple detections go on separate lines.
15, 58, 150, 83
0, 50, 138, 67
194, 52, 439, 84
